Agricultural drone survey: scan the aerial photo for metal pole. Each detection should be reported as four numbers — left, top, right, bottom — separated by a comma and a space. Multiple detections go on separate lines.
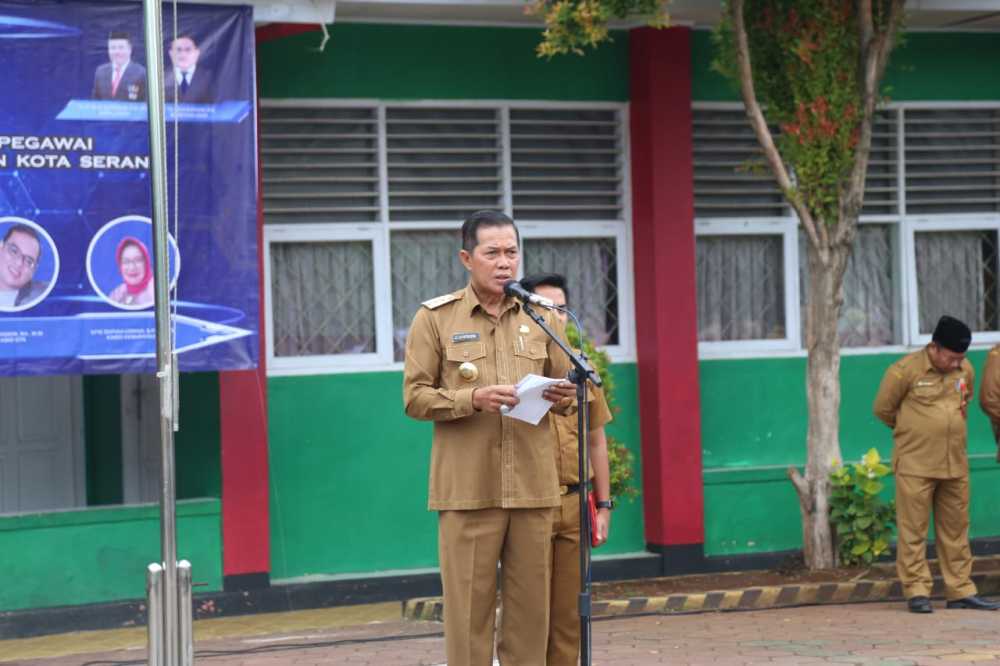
140, 1, 179, 664
576, 377, 592, 666
178, 560, 194, 666
146, 563, 164, 666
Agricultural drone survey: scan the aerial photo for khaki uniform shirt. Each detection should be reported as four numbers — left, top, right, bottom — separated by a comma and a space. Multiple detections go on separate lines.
977, 344, 1000, 462
873, 348, 974, 479
552, 386, 613, 486
403, 284, 573, 510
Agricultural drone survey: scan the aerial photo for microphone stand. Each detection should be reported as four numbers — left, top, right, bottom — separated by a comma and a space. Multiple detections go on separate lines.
520, 301, 600, 666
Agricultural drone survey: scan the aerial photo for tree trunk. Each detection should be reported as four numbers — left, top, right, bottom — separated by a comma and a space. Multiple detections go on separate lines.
789, 240, 851, 569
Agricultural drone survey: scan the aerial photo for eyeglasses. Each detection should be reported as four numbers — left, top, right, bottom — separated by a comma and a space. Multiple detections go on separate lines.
5, 242, 38, 271
121, 258, 146, 269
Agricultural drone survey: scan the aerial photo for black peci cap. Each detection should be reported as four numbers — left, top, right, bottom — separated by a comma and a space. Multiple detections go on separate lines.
108, 31, 131, 42
932, 315, 972, 353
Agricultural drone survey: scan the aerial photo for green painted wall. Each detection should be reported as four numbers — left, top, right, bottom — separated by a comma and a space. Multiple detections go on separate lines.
268, 364, 643, 580
692, 29, 1000, 102
700, 350, 1000, 556
0, 499, 221, 612
257, 23, 629, 101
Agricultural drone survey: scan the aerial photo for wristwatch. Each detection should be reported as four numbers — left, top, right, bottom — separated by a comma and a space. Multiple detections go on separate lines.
595, 498, 614, 511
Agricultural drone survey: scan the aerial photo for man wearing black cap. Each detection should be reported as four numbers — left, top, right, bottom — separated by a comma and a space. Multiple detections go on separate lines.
874, 315, 999, 613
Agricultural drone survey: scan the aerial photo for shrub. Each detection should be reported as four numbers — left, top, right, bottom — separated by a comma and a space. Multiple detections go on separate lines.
829, 448, 896, 566
566, 324, 639, 502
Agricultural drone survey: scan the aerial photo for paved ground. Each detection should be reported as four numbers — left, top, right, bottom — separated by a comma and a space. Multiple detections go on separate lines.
7, 599, 1000, 665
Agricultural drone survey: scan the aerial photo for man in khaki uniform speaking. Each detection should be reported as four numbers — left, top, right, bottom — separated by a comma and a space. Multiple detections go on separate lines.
873, 315, 999, 614
403, 210, 576, 665
521, 273, 614, 666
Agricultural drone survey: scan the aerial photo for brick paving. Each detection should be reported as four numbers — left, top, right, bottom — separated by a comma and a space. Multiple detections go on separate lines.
13, 599, 1000, 665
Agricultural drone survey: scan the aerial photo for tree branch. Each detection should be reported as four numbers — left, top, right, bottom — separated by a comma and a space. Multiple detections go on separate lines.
838, 0, 905, 246
787, 466, 810, 503
730, 0, 825, 257
859, 0, 874, 54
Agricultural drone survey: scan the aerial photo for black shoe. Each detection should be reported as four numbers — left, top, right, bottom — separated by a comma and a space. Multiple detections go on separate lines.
946, 596, 1000, 610
908, 596, 933, 613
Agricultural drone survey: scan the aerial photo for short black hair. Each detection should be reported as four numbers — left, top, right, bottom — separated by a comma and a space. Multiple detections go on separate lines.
3, 223, 40, 246
171, 33, 199, 48
520, 272, 569, 303
108, 31, 131, 44
461, 210, 518, 253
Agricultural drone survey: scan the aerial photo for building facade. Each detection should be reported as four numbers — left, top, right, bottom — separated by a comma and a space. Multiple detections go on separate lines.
3, 8, 1000, 633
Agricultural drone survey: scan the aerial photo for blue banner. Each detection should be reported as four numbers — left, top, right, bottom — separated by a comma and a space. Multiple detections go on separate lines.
0, 0, 258, 375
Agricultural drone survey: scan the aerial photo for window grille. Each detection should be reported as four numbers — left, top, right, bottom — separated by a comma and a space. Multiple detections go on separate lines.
915, 229, 999, 333
390, 230, 467, 361
270, 240, 376, 357
696, 234, 785, 341
800, 225, 895, 347
260, 101, 633, 372
522, 237, 620, 346
386, 107, 502, 222
905, 108, 1000, 215
692, 107, 786, 218
260, 105, 380, 224
510, 108, 623, 221
862, 111, 899, 216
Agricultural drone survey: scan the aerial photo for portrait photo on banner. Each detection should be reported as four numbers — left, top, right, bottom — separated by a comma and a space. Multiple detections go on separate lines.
86, 215, 180, 311
0, 217, 60, 313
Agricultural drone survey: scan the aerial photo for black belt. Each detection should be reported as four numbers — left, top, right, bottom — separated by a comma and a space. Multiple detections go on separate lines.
560, 483, 581, 496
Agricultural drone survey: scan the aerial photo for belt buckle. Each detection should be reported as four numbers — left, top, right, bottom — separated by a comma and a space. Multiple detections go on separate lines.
559, 485, 569, 496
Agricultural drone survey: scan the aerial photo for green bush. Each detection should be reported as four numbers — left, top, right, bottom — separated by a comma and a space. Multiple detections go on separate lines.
829, 448, 896, 566
566, 324, 639, 502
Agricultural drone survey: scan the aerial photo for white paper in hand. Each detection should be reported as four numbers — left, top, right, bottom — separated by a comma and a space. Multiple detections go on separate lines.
502, 373, 564, 425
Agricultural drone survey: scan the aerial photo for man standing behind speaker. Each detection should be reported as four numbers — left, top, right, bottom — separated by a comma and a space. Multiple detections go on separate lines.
521, 272, 614, 666
92, 32, 147, 101
165, 34, 214, 104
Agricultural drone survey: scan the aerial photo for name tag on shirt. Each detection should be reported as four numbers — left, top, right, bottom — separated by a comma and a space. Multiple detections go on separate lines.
452, 332, 480, 343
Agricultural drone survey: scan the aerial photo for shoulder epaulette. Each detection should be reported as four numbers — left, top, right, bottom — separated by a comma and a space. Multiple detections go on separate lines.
422, 292, 461, 310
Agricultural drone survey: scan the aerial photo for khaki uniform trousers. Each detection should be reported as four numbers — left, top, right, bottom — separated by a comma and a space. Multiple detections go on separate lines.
895, 473, 977, 600
439, 507, 555, 666
547, 493, 583, 666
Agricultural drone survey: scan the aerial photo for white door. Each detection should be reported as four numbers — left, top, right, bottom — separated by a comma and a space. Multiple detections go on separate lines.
0, 375, 85, 514
121, 373, 161, 504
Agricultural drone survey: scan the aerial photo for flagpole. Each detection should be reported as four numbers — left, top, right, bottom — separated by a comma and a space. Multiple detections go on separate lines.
140, 0, 180, 663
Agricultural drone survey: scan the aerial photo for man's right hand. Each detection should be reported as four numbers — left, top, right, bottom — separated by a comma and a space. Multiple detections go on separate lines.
472, 385, 519, 413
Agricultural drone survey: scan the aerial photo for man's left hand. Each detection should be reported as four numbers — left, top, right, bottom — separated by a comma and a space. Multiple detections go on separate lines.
594, 509, 611, 547
542, 380, 575, 403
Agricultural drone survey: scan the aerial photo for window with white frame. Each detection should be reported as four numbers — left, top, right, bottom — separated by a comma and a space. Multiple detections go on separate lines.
694, 103, 1000, 356
261, 101, 634, 374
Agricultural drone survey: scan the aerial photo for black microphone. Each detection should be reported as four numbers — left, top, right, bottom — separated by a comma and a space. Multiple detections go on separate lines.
503, 280, 556, 308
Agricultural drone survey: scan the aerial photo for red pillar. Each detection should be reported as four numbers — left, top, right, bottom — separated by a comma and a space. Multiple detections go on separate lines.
629, 26, 705, 567
218, 33, 275, 586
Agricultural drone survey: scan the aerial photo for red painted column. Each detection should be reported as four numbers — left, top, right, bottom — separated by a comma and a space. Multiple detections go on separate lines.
218, 30, 280, 586
629, 26, 705, 561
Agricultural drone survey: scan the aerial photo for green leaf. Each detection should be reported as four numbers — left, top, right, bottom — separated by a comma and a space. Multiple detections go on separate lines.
862, 480, 883, 495
862, 448, 881, 468
854, 516, 873, 529
851, 542, 870, 556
